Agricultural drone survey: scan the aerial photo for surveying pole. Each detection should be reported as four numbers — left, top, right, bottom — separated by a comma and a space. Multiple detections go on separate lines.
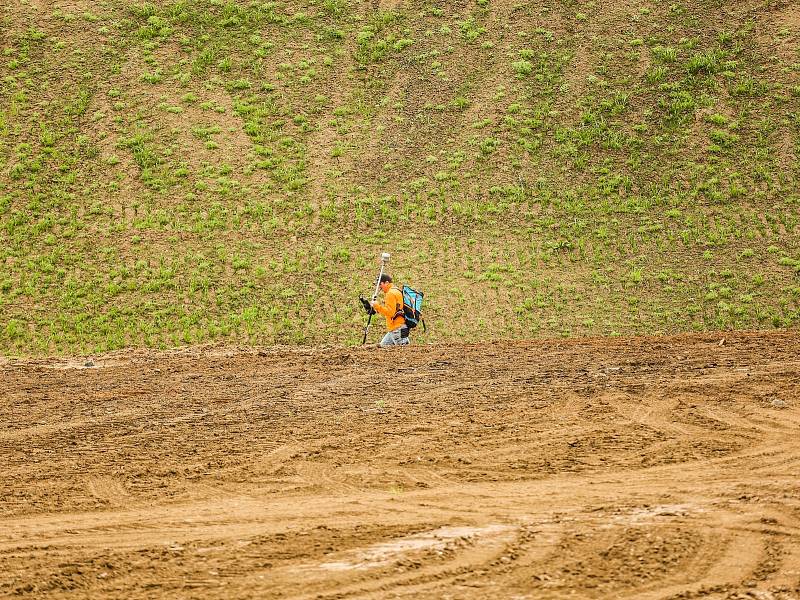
362, 252, 390, 345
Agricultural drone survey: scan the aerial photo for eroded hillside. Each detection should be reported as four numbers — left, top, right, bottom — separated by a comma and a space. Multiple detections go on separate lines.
1, 0, 799, 353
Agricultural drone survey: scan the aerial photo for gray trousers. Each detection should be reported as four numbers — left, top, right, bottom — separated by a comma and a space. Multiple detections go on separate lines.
380, 327, 410, 347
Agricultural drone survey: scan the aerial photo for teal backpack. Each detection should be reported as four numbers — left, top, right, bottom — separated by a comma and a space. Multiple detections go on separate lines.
401, 285, 426, 331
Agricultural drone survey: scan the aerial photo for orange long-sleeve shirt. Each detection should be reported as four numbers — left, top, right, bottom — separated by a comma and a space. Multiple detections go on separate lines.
373, 284, 406, 331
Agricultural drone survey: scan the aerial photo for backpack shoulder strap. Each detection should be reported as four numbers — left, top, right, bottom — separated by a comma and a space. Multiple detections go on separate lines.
391, 287, 405, 320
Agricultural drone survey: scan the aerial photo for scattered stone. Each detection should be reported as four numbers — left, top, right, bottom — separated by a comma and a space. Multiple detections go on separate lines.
84, 360, 94, 368
771, 399, 787, 409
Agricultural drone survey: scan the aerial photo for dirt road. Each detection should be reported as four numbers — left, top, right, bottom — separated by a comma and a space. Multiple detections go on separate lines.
1, 331, 799, 599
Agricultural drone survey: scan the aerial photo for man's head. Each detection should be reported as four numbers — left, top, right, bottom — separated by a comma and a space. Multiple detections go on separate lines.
379, 274, 392, 293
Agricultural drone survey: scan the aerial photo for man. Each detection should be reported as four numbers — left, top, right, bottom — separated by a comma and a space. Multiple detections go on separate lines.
366, 274, 409, 347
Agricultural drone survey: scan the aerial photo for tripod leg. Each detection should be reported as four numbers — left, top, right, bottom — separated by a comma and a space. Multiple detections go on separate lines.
362, 313, 373, 345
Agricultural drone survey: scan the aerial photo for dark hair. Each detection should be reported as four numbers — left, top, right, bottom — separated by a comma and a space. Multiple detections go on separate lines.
379, 274, 392, 284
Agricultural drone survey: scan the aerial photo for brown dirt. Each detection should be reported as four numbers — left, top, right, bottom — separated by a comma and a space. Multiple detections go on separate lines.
2, 331, 800, 599
777, 4, 800, 29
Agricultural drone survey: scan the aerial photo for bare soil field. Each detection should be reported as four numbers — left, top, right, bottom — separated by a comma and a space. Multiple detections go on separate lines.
1, 331, 800, 599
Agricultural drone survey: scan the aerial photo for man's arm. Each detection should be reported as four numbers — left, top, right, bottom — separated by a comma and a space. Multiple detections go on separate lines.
371, 300, 392, 318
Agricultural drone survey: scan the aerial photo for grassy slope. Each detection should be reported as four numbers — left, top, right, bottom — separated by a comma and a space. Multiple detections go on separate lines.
1, 0, 799, 354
